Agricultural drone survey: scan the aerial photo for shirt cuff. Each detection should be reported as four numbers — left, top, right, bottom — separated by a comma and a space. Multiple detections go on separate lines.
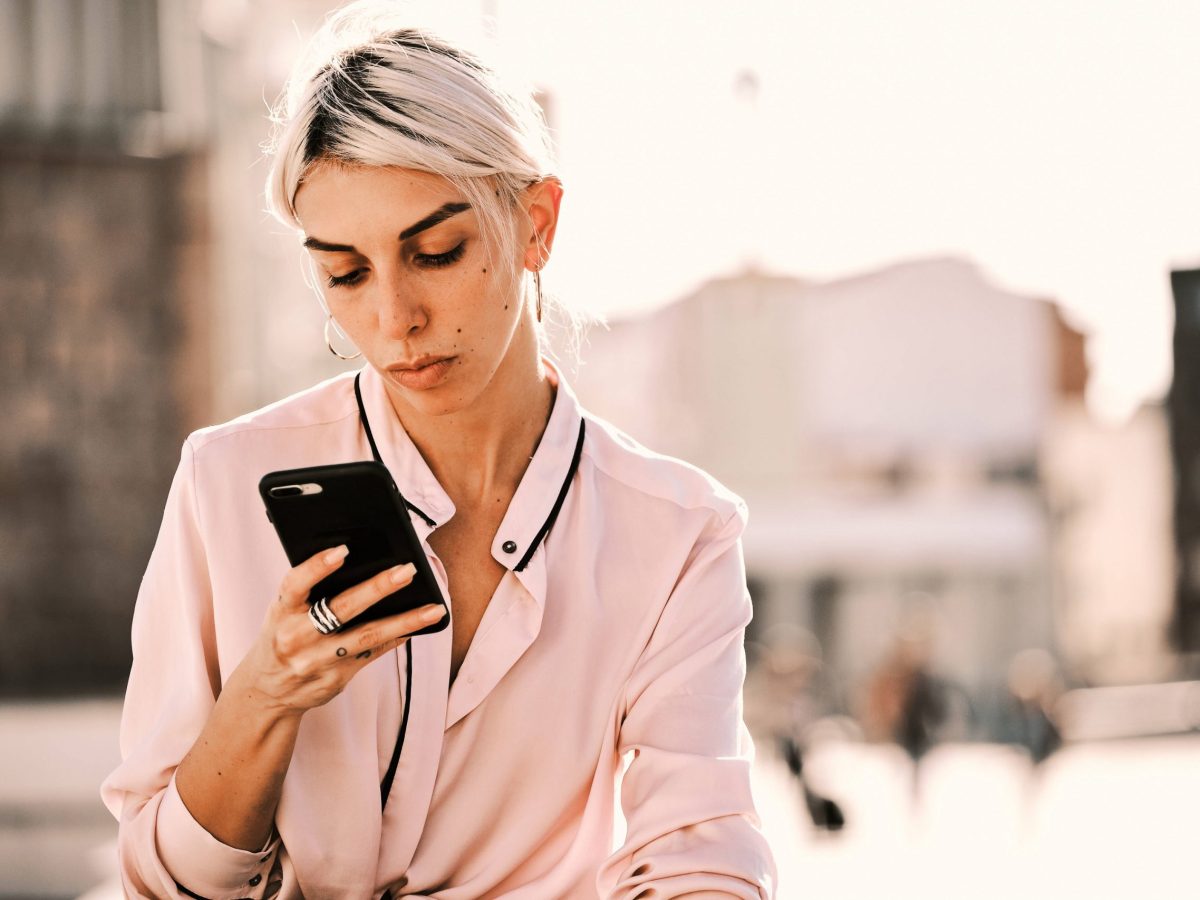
156, 772, 280, 899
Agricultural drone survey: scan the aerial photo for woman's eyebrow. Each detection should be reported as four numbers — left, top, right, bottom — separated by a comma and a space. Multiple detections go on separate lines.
398, 201, 471, 240
302, 201, 472, 253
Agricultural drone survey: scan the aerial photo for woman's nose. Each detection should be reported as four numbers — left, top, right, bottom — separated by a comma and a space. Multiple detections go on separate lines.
377, 279, 428, 337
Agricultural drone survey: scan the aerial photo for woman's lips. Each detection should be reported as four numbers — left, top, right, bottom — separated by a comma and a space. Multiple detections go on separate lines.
390, 356, 456, 390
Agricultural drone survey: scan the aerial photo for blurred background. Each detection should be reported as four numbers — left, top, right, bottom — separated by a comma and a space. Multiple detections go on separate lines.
2, 0, 1200, 897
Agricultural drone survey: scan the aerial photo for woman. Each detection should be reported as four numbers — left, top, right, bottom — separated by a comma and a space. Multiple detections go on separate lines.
102, 3, 776, 897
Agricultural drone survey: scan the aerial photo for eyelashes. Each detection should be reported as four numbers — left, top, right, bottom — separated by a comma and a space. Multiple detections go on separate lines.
325, 241, 467, 289
327, 269, 365, 289
416, 241, 466, 269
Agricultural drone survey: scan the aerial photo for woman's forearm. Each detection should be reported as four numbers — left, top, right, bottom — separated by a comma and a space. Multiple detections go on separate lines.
167, 556, 435, 852
173, 661, 303, 851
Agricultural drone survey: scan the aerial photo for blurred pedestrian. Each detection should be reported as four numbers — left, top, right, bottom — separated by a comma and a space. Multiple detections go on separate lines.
1000, 648, 1063, 825
861, 624, 969, 815
745, 624, 846, 832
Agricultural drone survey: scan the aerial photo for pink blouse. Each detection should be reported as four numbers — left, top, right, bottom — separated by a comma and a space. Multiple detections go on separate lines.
101, 358, 777, 899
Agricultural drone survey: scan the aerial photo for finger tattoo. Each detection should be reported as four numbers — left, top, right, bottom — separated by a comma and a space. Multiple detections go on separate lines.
356, 650, 371, 660
336, 647, 348, 658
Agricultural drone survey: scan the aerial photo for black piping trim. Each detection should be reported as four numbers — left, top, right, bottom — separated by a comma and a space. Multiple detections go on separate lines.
404, 498, 437, 529
380, 638, 413, 809
351, 372, 420, 812
353, 372, 384, 462
514, 419, 586, 573
174, 882, 211, 900
354, 373, 436, 528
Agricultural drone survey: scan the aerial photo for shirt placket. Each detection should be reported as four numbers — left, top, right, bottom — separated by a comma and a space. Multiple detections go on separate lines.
376, 511, 452, 887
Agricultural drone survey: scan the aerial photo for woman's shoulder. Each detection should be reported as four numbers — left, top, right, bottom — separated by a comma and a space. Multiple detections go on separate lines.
580, 410, 747, 529
185, 370, 360, 460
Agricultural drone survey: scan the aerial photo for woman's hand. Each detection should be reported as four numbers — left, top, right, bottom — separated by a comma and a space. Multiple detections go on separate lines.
239, 545, 447, 717
174, 547, 444, 851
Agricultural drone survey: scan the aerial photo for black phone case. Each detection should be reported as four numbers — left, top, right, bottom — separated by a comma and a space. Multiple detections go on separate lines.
259, 461, 449, 635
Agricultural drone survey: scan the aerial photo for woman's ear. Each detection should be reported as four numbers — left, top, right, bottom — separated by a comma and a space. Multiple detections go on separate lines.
523, 178, 564, 270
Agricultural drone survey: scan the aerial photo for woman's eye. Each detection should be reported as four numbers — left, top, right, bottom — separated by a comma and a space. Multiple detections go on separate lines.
324, 242, 465, 286
414, 242, 466, 269
327, 268, 365, 289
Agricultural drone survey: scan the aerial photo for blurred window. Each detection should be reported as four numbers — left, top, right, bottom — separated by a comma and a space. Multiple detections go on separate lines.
0, 0, 162, 140
985, 457, 1039, 487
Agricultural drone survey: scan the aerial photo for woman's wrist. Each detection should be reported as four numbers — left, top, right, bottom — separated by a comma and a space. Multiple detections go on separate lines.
224, 648, 307, 724
175, 661, 304, 851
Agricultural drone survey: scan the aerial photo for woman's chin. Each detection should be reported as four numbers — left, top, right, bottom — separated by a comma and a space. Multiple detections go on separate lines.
382, 373, 473, 418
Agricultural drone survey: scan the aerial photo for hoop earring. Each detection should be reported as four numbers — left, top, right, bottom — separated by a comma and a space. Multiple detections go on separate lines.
324, 316, 362, 360
534, 268, 543, 323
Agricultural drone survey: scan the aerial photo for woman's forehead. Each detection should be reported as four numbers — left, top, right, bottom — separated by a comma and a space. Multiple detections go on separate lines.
295, 164, 469, 236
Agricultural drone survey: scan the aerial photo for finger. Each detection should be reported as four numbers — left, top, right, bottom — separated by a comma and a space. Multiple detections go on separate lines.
338, 603, 447, 658
327, 561, 418, 624
278, 545, 349, 610
347, 634, 409, 664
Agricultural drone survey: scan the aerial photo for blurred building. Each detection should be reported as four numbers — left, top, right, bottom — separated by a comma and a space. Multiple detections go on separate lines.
0, 0, 376, 697
569, 257, 1176, 721
1042, 401, 1174, 685
0, 0, 212, 694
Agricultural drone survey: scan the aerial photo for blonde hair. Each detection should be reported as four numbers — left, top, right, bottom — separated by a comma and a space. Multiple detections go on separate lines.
263, 1, 591, 354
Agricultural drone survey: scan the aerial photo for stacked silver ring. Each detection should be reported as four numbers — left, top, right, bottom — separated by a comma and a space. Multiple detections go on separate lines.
308, 597, 343, 635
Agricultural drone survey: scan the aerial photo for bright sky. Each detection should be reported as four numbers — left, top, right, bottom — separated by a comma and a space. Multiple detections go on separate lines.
279, 0, 1200, 423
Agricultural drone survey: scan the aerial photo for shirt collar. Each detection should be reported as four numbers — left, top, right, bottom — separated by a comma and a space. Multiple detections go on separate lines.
356, 357, 585, 573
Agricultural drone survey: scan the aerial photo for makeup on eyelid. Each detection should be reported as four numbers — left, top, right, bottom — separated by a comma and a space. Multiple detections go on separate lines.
326, 242, 467, 288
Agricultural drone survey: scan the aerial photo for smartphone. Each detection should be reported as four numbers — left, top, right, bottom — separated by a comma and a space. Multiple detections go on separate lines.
259, 461, 449, 635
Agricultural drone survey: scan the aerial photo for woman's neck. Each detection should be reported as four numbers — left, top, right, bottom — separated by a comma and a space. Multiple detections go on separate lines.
384, 345, 556, 511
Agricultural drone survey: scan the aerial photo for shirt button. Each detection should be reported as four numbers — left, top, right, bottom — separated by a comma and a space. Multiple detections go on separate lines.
249, 874, 262, 886
501, 540, 517, 554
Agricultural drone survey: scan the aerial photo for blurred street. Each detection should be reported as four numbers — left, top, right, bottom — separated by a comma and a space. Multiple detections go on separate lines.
2, 700, 1197, 899
756, 734, 1199, 899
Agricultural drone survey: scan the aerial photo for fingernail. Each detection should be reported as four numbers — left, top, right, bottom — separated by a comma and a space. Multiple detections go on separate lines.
419, 604, 446, 622
324, 545, 349, 564
390, 562, 417, 584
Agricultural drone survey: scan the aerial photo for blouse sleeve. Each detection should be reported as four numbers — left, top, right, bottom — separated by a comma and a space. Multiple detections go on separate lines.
597, 501, 778, 899
99, 439, 281, 899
